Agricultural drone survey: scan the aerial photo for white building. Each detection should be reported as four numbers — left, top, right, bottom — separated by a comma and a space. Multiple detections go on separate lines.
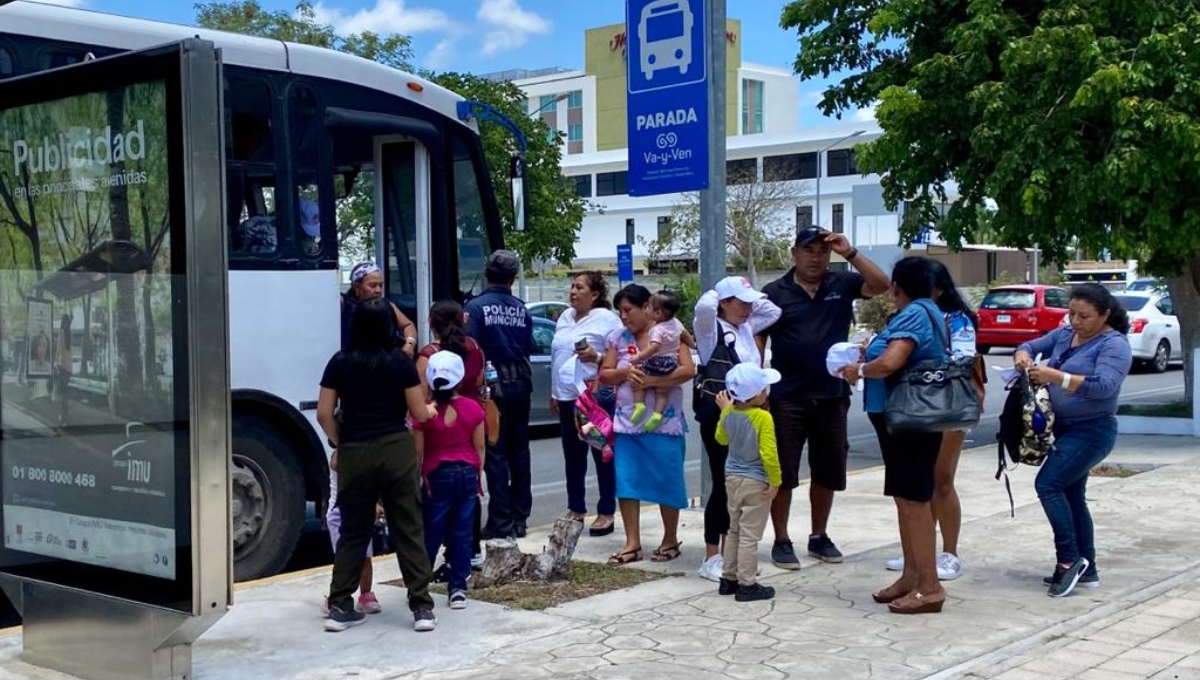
502, 18, 908, 272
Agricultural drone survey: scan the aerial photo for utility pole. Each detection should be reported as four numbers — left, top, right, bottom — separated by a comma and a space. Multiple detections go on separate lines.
698, 0, 727, 292
698, 0, 726, 506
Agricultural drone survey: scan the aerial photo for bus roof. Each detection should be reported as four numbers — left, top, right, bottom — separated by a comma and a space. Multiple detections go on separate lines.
0, 1, 476, 132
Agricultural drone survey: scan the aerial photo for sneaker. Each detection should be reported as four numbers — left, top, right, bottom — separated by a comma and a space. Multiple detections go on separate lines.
449, 590, 468, 610
936, 553, 963, 582
771, 541, 801, 570
885, 556, 904, 571
413, 608, 438, 632
324, 605, 366, 632
697, 554, 724, 583
807, 534, 844, 564
735, 583, 776, 602
1047, 558, 1090, 598
718, 578, 738, 596
471, 552, 485, 569
320, 596, 330, 618
358, 591, 382, 614
1044, 569, 1100, 589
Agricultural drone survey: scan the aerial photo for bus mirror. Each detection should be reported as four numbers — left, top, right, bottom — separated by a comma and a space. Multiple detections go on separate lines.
510, 155, 528, 233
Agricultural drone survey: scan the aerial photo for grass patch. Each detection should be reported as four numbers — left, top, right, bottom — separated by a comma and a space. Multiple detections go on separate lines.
383, 561, 667, 611
1117, 401, 1191, 418
1090, 464, 1139, 478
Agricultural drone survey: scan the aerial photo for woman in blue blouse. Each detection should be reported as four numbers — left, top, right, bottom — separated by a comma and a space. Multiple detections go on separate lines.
1014, 283, 1132, 598
840, 257, 948, 614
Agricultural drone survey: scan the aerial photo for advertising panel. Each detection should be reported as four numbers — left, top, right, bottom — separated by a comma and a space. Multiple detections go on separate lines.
0, 72, 191, 606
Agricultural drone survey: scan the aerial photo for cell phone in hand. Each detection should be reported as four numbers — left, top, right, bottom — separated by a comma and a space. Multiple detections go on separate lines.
575, 338, 589, 351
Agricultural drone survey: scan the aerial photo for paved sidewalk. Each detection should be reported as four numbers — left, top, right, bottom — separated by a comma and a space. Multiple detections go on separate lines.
0, 434, 1196, 680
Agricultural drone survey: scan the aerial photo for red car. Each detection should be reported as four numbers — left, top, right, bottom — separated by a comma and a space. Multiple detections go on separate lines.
976, 285, 1071, 354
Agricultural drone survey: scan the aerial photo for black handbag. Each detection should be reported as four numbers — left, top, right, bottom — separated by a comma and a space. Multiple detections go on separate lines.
693, 322, 738, 422
884, 304, 982, 434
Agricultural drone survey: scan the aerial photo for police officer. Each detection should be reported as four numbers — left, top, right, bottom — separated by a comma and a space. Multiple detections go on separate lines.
465, 250, 535, 539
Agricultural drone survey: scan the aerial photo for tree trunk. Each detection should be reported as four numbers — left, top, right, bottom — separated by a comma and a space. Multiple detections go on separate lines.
1167, 252, 1200, 411
107, 89, 144, 419
472, 517, 584, 588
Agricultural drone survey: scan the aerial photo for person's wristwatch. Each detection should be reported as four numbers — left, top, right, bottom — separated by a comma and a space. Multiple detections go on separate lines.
845, 247, 860, 261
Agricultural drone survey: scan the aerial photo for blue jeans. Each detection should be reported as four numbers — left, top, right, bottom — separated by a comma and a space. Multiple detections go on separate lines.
423, 463, 479, 593
1035, 416, 1118, 569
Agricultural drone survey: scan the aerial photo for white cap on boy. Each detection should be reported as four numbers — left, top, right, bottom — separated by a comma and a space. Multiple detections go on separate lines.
724, 362, 782, 402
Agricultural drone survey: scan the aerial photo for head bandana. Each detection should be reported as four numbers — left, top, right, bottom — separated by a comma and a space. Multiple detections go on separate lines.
350, 263, 381, 284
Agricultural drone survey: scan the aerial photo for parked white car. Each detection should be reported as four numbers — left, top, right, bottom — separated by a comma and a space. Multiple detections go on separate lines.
1113, 292, 1180, 373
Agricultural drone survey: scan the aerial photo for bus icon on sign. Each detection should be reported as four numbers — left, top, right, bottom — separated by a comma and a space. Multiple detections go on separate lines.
638, 0, 694, 81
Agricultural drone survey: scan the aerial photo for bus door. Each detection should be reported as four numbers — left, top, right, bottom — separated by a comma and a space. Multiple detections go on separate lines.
374, 137, 432, 345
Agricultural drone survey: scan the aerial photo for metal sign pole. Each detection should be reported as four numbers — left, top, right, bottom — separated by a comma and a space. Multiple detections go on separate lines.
698, 0, 726, 505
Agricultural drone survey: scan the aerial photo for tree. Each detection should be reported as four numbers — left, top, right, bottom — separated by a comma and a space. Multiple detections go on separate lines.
783, 0, 1200, 407
647, 170, 806, 286
432, 73, 584, 267
195, 1, 413, 71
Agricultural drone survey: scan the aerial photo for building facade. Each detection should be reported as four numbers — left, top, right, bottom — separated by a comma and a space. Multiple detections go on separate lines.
505, 18, 909, 273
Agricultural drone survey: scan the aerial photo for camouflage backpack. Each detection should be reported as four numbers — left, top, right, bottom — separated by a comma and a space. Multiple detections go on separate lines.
995, 370, 1055, 516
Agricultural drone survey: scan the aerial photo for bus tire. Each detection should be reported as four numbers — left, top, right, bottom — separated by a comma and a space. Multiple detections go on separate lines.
231, 415, 305, 582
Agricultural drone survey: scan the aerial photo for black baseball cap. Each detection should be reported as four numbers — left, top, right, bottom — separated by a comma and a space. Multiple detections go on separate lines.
795, 226, 831, 247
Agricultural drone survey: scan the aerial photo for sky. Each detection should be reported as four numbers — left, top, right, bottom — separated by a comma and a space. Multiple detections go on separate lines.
27, 0, 871, 129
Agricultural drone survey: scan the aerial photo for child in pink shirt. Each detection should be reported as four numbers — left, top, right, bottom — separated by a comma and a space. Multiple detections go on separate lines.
628, 290, 688, 431
413, 351, 486, 610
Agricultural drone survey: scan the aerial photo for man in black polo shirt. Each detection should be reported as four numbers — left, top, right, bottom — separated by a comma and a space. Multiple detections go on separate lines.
760, 226, 890, 569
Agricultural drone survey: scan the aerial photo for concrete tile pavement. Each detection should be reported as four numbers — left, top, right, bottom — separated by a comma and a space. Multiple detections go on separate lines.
0, 434, 1195, 680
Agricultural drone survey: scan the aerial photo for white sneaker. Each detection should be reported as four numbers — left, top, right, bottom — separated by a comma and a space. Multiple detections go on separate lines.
885, 556, 904, 571
697, 554, 724, 583
449, 590, 468, 610
937, 553, 963, 581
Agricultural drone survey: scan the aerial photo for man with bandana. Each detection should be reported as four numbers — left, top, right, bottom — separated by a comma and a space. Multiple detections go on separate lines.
341, 262, 418, 356
464, 250, 534, 539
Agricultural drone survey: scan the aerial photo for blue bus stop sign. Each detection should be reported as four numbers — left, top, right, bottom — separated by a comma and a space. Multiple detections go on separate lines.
625, 0, 709, 197
617, 244, 635, 282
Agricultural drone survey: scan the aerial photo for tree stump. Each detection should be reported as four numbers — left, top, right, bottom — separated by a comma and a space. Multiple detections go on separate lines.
473, 517, 584, 588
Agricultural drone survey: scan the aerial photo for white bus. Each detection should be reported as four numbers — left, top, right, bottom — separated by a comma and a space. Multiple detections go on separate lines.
0, 2, 507, 580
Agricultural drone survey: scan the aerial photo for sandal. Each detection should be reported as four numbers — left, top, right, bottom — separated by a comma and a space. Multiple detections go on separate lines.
887, 590, 945, 614
589, 516, 615, 537
651, 542, 682, 562
607, 547, 643, 566
872, 582, 913, 604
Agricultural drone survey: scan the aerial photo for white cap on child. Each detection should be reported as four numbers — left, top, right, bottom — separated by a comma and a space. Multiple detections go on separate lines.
724, 362, 781, 402
426, 351, 465, 391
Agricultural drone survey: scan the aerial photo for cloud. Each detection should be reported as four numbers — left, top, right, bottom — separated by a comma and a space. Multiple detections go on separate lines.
853, 103, 878, 123
423, 38, 459, 71
476, 0, 552, 56
311, 0, 456, 35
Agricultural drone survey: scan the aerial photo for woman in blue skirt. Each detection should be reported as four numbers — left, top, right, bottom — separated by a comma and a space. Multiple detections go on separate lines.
600, 284, 696, 565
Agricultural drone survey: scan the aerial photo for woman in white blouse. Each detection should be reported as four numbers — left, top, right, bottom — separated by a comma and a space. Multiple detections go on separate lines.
694, 275, 782, 581
549, 272, 624, 536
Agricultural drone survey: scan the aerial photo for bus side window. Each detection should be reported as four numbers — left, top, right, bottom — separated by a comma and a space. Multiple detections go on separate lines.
226, 77, 278, 258
450, 136, 489, 298
0, 46, 15, 79
289, 85, 324, 258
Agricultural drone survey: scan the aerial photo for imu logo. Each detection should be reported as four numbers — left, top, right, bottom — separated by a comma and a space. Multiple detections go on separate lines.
111, 422, 152, 484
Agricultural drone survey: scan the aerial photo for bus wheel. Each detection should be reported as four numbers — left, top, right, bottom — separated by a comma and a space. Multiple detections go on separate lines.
231, 415, 305, 581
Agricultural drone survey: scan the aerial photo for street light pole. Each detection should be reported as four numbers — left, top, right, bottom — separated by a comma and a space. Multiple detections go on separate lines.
812, 129, 865, 230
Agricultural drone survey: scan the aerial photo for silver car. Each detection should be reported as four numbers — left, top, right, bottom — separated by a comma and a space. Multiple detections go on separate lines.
529, 317, 558, 427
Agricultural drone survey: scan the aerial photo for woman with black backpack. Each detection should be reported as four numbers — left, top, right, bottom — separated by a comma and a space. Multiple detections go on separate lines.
693, 276, 781, 583
1015, 283, 1132, 598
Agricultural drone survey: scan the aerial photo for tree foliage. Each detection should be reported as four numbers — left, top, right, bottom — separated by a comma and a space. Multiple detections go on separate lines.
783, 0, 1200, 405
647, 171, 806, 286
432, 73, 584, 267
195, 1, 413, 70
